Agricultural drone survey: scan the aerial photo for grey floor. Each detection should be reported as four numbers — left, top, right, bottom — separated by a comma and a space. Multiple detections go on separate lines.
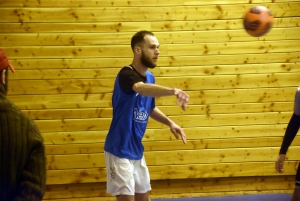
153, 194, 292, 201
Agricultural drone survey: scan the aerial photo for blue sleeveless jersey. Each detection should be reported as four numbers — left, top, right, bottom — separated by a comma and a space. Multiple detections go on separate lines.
104, 70, 155, 160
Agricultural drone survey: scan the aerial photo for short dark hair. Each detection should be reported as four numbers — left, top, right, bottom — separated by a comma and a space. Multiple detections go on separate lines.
131, 30, 154, 52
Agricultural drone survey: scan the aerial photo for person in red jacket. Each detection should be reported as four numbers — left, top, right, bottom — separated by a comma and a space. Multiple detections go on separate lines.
0, 49, 47, 201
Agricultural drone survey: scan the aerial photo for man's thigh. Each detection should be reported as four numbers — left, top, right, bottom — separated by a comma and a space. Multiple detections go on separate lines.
105, 153, 151, 196
105, 152, 135, 196
133, 155, 151, 194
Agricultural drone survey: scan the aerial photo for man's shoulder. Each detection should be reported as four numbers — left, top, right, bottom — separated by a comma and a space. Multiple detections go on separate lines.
146, 70, 154, 76
7, 101, 41, 135
119, 66, 134, 75
146, 70, 155, 83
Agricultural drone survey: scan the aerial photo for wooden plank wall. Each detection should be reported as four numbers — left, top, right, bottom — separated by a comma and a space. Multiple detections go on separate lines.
1, 0, 300, 200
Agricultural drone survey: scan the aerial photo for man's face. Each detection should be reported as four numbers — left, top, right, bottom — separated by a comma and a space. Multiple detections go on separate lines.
140, 35, 160, 69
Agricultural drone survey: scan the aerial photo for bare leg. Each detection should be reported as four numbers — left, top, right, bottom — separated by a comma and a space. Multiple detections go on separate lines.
117, 195, 134, 201
291, 188, 300, 201
135, 192, 151, 201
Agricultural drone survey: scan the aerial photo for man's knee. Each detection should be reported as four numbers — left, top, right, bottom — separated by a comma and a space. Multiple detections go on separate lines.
135, 192, 150, 201
117, 194, 134, 201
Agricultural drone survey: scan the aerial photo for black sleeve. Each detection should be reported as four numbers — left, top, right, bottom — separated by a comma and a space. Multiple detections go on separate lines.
279, 113, 300, 154
118, 66, 146, 94
294, 87, 300, 115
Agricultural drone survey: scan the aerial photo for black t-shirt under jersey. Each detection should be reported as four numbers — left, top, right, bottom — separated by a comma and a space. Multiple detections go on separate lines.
118, 65, 147, 94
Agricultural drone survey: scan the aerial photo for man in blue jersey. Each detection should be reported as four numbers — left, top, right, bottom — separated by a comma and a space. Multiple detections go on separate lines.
104, 30, 189, 201
276, 87, 300, 201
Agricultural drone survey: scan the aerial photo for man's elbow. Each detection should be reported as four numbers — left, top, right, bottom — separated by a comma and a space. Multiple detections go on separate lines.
133, 82, 147, 95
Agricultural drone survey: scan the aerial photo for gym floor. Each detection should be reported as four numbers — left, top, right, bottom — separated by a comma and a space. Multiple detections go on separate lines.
153, 194, 292, 201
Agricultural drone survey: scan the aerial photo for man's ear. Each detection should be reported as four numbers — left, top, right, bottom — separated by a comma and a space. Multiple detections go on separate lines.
0, 69, 6, 85
134, 46, 141, 55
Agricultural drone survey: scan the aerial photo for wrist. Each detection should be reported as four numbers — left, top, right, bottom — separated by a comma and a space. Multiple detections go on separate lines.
168, 120, 176, 127
172, 88, 179, 96
279, 148, 287, 155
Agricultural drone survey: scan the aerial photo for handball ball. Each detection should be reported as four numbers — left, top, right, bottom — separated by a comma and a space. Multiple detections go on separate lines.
243, 6, 273, 37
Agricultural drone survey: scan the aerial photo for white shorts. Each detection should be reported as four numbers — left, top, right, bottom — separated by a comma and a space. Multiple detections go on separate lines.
105, 152, 151, 196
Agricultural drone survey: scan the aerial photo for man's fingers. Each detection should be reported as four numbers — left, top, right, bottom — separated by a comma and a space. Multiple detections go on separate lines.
172, 127, 187, 144
279, 162, 284, 173
172, 130, 179, 139
182, 102, 188, 111
178, 92, 183, 99
275, 161, 280, 172
275, 160, 284, 173
181, 134, 187, 144
275, 155, 286, 173
176, 92, 189, 110
176, 130, 187, 144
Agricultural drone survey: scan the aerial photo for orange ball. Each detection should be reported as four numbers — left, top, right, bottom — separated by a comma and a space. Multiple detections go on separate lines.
243, 6, 273, 37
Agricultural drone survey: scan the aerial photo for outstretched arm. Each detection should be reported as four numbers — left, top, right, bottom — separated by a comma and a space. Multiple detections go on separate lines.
275, 88, 300, 173
133, 82, 189, 111
150, 107, 186, 144
275, 113, 300, 173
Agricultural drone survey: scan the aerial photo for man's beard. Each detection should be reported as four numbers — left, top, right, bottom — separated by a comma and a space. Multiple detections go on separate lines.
141, 51, 157, 69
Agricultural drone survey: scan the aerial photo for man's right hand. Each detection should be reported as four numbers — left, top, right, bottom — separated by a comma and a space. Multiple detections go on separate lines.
275, 154, 286, 173
174, 88, 189, 111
